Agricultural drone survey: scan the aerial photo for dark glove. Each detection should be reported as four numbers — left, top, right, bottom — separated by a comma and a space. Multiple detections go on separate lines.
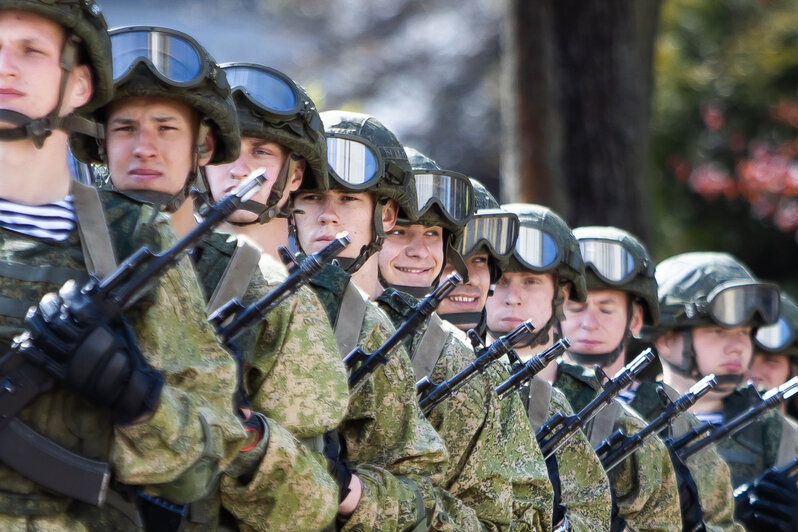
323, 430, 352, 504
23, 279, 163, 424
609, 486, 627, 532
734, 468, 798, 532
544, 453, 568, 528
668, 447, 705, 531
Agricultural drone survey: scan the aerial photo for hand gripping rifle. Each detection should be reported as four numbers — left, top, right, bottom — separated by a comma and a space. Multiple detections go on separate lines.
494, 338, 571, 399
535, 349, 656, 459
595, 374, 717, 472
0, 171, 268, 506
671, 376, 798, 461
415, 320, 537, 415
344, 273, 461, 388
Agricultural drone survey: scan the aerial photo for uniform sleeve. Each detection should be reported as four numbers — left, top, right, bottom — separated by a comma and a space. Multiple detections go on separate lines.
111, 221, 246, 502
610, 404, 682, 532
220, 417, 339, 532
548, 386, 612, 532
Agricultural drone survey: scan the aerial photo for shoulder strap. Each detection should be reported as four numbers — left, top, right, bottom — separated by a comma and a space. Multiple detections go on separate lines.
334, 281, 367, 358
776, 415, 798, 466
410, 313, 448, 380
71, 181, 117, 277
588, 399, 622, 447
207, 239, 262, 314
527, 375, 554, 431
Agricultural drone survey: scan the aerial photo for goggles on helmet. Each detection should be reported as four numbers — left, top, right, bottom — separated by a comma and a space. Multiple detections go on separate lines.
326, 134, 406, 190
697, 282, 780, 328
110, 27, 217, 88
459, 209, 519, 259
414, 170, 474, 225
579, 238, 649, 285
222, 63, 319, 125
754, 316, 793, 351
513, 225, 560, 272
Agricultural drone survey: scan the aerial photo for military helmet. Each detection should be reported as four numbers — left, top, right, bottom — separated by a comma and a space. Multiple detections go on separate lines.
573, 226, 659, 325
654, 252, 779, 333
755, 293, 798, 357
457, 179, 518, 284
501, 204, 587, 303
0, 0, 113, 112
71, 26, 240, 165
223, 63, 327, 191
315, 110, 417, 220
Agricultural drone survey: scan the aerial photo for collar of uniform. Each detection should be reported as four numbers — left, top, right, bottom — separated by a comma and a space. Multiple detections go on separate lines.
554, 361, 602, 413
376, 287, 419, 319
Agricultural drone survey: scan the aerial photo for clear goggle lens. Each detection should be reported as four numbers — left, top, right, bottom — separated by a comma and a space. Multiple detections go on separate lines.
326, 137, 380, 187
580, 239, 637, 283
414, 171, 473, 224
709, 283, 780, 327
459, 211, 519, 258
111, 29, 203, 84
515, 225, 559, 271
223, 64, 300, 115
755, 316, 793, 351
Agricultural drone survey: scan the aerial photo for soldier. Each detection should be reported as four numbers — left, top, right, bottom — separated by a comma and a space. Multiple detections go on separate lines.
0, 2, 249, 529
291, 110, 459, 530
557, 227, 683, 531
72, 38, 350, 529
482, 202, 613, 532
564, 229, 741, 531
377, 151, 556, 531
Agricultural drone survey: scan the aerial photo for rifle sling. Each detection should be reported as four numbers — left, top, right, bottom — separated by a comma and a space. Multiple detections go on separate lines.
588, 400, 622, 448
72, 181, 118, 278
776, 416, 798, 467
527, 376, 553, 432
207, 238, 261, 314
410, 313, 448, 381
334, 281, 367, 358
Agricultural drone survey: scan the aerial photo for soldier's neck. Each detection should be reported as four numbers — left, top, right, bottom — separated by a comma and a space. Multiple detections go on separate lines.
350, 254, 384, 301
0, 134, 71, 204
169, 198, 198, 237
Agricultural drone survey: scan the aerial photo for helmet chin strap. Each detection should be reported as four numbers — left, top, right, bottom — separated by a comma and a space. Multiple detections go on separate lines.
228, 155, 299, 226
659, 329, 743, 386
338, 201, 387, 274
0, 35, 103, 147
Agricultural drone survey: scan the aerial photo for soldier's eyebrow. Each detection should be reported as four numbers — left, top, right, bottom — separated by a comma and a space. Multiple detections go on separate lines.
108, 117, 136, 126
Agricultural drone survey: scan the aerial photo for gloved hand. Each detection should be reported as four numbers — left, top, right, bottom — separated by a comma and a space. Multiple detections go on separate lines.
668, 447, 705, 531
323, 430, 353, 504
734, 467, 798, 532
22, 279, 163, 424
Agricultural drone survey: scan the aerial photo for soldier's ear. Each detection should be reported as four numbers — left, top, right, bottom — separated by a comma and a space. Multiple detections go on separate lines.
198, 132, 216, 166
629, 302, 644, 337
381, 198, 398, 232
654, 330, 679, 362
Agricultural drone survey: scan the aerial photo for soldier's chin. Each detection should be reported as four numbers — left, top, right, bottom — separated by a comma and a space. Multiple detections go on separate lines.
225, 210, 258, 224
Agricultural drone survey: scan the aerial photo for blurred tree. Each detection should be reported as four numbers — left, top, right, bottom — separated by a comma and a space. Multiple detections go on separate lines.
501, 0, 662, 242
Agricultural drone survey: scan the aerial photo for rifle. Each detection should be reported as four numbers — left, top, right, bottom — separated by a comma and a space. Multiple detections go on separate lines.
671, 376, 798, 461
536, 349, 655, 459
415, 320, 536, 415
344, 273, 461, 388
494, 338, 572, 399
0, 171, 267, 506
595, 374, 717, 472
210, 234, 351, 347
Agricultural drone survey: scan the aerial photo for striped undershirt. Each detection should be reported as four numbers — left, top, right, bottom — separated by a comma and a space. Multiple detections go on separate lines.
0, 196, 76, 241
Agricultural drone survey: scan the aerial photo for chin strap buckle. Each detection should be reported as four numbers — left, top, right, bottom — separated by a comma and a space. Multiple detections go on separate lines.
28, 118, 54, 149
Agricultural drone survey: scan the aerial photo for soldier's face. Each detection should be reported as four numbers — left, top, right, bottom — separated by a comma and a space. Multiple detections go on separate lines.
437, 253, 491, 327
0, 11, 92, 123
692, 325, 753, 394
378, 223, 444, 287
561, 290, 641, 354
486, 271, 555, 334
293, 189, 397, 258
106, 97, 212, 195
746, 352, 792, 391
205, 137, 304, 224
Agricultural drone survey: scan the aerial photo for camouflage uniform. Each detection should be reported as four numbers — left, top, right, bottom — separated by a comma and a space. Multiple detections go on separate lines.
521, 376, 612, 532
310, 264, 456, 531
629, 380, 743, 532
378, 288, 554, 531
555, 363, 682, 532
0, 192, 246, 530
190, 231, 351, 530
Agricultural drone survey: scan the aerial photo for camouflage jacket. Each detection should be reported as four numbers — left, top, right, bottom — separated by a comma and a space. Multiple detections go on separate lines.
190, 232, 351, 531
0, 191, 246, 530
555, 363, 682, 532
522, 375, 612, 532
628, 380, 743, 532
310, 265, 452, 531
713, 386, 798, 487
378, 288, 552, 531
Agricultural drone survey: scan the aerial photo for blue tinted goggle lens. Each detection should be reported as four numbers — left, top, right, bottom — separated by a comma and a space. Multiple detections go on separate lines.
326, 137, 379, 186
111, 30, 202, 83
515, 226, 559, 271
223, 65, 298, 113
